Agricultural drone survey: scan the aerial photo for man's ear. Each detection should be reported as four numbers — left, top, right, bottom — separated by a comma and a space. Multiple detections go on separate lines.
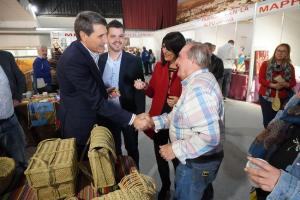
79, 31, 87, 42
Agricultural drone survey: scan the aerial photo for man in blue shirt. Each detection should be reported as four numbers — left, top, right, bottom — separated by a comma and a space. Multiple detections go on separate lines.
142, 46, 151, 75
33, 46, 52, 93
99, 20, 145, 168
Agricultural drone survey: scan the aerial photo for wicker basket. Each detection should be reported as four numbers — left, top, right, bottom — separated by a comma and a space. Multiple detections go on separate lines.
88, 125, 117, 190
0, 157, 16, 194
118, 169, 156, 199
25, 138, 77, 199
93, 170, 156, 200
34, 180, 76, 200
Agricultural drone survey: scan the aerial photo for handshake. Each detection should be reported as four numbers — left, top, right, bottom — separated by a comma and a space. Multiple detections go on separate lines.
133, 113, 154, 131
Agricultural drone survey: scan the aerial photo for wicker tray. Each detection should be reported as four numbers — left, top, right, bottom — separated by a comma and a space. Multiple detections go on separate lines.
0, 157, 16, 194
93, 169, 156, 200
88, 125, 117, 189
25, 138, 77, 188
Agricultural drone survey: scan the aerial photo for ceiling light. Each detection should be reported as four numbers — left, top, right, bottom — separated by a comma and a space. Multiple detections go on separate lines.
29, 4, 38, 13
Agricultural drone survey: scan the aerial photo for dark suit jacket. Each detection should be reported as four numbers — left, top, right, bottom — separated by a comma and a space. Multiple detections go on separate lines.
57, 41, 132, 145
0, 50, 26, 101
209, 54, 224, 81
99, 51, 145, 114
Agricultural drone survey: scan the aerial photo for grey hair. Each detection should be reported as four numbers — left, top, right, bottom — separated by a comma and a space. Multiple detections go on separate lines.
37, 45, 47, 50
186, 42, 210, 68
74, 11, 107, 41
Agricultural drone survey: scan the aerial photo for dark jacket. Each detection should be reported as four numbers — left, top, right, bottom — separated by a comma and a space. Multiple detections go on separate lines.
209, 54, 224, 80
57, 41, 132, 145
0, 50, 26, 101
33, 57, 52, 85
99, 51, 145, 114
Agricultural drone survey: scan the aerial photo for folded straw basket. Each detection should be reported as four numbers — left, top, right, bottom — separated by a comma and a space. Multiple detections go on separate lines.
25, 138, 77, 200
0, 157, 16, 194
88, 125, 117, 190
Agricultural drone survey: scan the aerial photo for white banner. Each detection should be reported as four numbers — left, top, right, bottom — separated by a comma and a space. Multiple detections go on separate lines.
50, 32, 77, 51
257, 0, 300, 16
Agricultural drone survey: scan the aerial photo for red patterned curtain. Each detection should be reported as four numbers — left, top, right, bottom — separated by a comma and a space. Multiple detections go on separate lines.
121, 0, 177, 30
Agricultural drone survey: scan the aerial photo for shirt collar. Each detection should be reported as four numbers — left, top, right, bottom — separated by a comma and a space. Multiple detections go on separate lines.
81, 42, 100, 62
181, 68, 209, 86
108, 51, 122, 62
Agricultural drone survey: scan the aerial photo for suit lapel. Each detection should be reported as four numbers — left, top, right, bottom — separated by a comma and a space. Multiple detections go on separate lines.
76, 41, 102, 82
119, 51, 126, 91
98, 53, 108, 77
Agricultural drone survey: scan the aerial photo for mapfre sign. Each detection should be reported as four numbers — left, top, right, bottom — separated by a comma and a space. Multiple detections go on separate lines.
258, 0, 300, 15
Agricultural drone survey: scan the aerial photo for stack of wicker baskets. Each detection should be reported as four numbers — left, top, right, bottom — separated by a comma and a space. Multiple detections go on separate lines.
88, 125, 117, 190
25, 138, 77, 200
0, 157, 16, 194
93, 169, 156, 200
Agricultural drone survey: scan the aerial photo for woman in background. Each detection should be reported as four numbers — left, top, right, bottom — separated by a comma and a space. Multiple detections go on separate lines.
134, 32, 186, 200
258, 43, 296, 128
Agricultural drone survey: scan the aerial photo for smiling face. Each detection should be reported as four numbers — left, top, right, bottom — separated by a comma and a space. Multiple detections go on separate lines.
80, 24, 107, 53
107, 27, 124, 53
176, 44, 193, 80
162, 44, 176, 62
274, 45, 288, 62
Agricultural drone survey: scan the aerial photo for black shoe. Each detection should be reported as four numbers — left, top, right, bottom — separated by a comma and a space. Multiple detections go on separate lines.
158, 188, 170, 200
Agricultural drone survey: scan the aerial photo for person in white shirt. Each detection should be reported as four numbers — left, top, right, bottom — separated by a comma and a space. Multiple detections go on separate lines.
217, 40, 238, 99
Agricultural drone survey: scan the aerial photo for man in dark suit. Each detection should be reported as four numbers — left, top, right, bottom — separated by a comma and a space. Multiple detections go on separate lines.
99, 20, 145, 167
204, 42, 224, 89
57, 11, 150, 154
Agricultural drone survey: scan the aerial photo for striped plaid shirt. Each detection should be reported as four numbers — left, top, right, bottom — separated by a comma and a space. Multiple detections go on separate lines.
153, 68, 224, 164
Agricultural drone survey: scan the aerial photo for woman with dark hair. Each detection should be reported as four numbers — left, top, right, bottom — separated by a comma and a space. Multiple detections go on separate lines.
259, 43, 296, 128
134, 32, 186, 199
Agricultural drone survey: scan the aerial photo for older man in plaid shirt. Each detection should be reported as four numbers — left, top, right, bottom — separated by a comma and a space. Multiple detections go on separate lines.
143, 42, 225, 200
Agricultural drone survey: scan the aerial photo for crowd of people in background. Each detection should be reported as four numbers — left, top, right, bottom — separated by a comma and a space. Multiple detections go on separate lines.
1, 10, 300, 200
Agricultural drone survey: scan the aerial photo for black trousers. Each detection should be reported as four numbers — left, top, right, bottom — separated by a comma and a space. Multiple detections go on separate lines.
107, 123, 139, 169
153, 129, 179, 190
259, 95, 278, 128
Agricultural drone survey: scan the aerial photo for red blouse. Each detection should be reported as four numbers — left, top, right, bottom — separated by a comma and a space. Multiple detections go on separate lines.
258, 61, 296, 99
144, 61, 182, 138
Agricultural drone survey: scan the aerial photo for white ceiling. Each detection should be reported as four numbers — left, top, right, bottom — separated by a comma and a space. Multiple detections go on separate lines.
0, 0, 36, 28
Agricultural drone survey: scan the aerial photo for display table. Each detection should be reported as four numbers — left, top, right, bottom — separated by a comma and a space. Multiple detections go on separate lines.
229, 73, 249, 101
15, 94, 60, 146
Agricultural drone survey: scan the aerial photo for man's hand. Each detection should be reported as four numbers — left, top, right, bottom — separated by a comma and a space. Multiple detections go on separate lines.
106, 87, 120, 98
159, 143, 176, 161
13, 99, 21, 107
134, 79, 147, 90
167, 96, 178, 108
245, 157, 281, 192
133, 113, 154, 131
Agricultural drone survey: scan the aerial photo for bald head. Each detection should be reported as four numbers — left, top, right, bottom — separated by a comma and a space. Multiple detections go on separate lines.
37, 46, 48, 59
176, 42, 211, 80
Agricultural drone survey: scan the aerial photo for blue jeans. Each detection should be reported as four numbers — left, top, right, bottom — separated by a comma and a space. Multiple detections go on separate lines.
174, 158, 223, 200
0, 114, 27, 170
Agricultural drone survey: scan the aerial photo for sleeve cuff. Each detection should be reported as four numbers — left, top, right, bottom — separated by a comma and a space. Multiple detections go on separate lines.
129, 114, 136, 125
152, 116, 164, 131
172, 141, 186, 164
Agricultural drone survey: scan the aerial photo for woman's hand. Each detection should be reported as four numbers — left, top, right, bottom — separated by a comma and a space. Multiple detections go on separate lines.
167, 96, 179, 107
245, 157, 281, 192
134, 79, 148, 90
270, 82, 284, 90
279, 81, 290, 88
